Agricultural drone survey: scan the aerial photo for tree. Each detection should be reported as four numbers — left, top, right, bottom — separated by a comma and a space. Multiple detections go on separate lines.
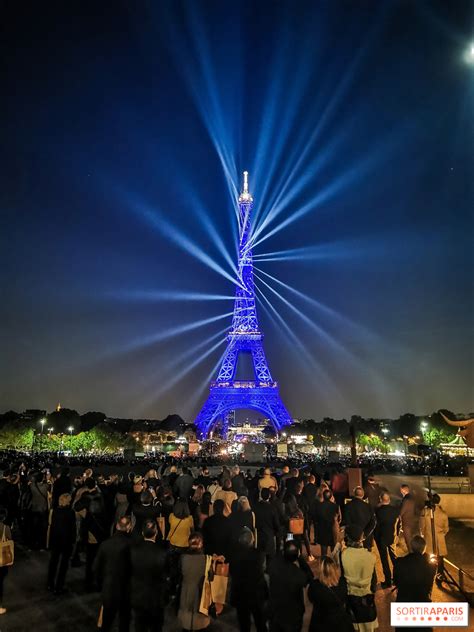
0, 423, 34, 450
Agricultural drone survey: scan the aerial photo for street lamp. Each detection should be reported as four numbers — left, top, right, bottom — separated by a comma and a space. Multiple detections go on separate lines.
40, 418, 46, 435
381, 427, 389, 436
68, 426, 74, 436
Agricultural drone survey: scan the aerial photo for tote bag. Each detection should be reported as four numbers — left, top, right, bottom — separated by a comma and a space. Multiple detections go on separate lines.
0, 526, 14, 567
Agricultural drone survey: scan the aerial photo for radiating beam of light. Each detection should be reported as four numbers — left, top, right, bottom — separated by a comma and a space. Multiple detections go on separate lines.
128, 198, 246, 290
255, 286, 341, 399
109, 311, 234, 358
106, 290, 235, 303
254, 272, 360, 367
141, 334, 227, 410
188, 347, 229, 417
255, 267, 382, 345
253, 241, 367, 263
160, 3, 241, 218
251, 15, 388, 243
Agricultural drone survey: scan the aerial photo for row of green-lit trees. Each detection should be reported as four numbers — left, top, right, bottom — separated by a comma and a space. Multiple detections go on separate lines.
0, 422, 136, 454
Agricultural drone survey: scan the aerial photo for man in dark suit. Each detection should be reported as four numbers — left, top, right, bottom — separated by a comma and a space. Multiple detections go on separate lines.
400, 484, 421, 552
230, 528, 268, 632
93, 516, 132, 632
393, 535, 436, 632
202, 498, 231, 558
268, 540, 313, 632
130, 520, 168, 632
313, 488, 340, 557
375, 492, 399, 588
343, 486, 376, 549
254, 488, 280, 569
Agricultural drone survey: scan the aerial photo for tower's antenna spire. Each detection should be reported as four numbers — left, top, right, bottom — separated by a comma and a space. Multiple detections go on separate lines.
239, 170, 253, 202
243, 171, 249, 194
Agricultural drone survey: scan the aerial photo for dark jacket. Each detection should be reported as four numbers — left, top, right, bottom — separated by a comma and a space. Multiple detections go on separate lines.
343, 498, 376, 538
254, 500, 280, 555
75, 488, 108, 543
49, 506, 76, 551
375, 504, 399, 546
393, 552, 436, 602
93, 531, 132, 604
131, 502, 163, 538
173, 474, 194, 500
231, 473, 248, 497
314, 500, 339, 546
52, 474, 72, 509
202, 514, 231, 558
230, 546, 268, 607
269, 555, 312, 630
130, 539, 168, 612
308, 578, 353, 632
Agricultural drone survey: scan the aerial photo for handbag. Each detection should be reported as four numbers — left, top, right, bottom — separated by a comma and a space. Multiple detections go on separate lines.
347, 593, 377, 623
289, 517, 304, 535
0, 526, 14, 567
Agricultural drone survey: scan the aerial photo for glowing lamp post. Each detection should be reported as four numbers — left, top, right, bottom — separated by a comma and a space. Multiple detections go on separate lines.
40, 418, 46, 435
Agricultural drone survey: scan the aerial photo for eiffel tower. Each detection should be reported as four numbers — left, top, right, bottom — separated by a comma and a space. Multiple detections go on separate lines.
195, 171, 292, 438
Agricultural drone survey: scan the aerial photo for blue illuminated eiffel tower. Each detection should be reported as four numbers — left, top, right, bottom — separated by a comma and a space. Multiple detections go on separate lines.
195, 172, 292, 438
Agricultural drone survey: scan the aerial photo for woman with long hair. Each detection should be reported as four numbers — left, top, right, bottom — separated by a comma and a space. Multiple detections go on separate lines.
283, 492, 314, 561
168, 500, 194, 551
196, 492, 213, 530
308, 556, 353, 632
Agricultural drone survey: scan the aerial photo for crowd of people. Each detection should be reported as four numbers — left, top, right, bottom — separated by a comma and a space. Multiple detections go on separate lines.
0, 453, 451, 631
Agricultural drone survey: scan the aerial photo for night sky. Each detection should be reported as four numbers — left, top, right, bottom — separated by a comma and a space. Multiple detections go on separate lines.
1, 1, 473, 422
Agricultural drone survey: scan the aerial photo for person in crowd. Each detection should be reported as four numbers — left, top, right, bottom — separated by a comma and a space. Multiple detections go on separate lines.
93, 515, 132, 632
196, 491, 213, 530
168, 499, 194, 551
258, 467, 278, 494
47, 492, 76, 594
0, 507, 12, 615
330, 466, 348, 509
269, 488, 287, 553
207, 477, 222, 502
29, 471, 49, 550
284, 490, 313, 561
130, 519, 168, 632
178, 532, 210, 631
189, 484, 205, 523
268, 540, 313, 632
174, 467, 195, 500
51, 467, 72, 509
195, 467, 212, 490
400, 484, 421, 552
75, 477, 108, 590
374, 492, 399, 588
393, 535, 437, 632
255, 488, 280, 568
277, 465, 291, 497
308, 556, 353, 632
340, 524, 378, 632
231, 465, 248, 497
421, 493, 449, 559
343, 486, 376, 550
302, 474, 318, 542
112, 482, 130, 531
230, 528, 268, 632
228, 496, 255, 552
132, 490, 162, 539
202, 498, 231, 558
214, 477, 238, 516
143, 469, 160, 490
294, 480, 315, 560
284, 468, 300, 497
314, 488, 340, 558
363, 474, 383, 510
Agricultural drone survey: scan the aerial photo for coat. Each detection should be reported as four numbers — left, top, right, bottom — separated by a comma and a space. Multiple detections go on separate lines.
92, 531, 132, 606
178, 552, 210, 630
49, 506, 76, 551
254, 500, 280, 554
343, 498, 376, 538
174, 474, 195, 500
268, 555, 312, 631
202, 513, 231, 558
314, 500, 339, 547
308, 578, 353, 632
374, 504, 400, 546
393, 552, 436, 602
130, 539, 168, 612
421, 505, 449, 557
230, 546, 267, 607
30, 482, 49, 513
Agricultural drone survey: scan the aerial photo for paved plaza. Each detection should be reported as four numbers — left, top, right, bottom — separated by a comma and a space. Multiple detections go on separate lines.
2, 517, 473, 632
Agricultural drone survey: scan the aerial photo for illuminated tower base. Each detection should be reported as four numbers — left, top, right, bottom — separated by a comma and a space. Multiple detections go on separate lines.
195, 172, 292, 439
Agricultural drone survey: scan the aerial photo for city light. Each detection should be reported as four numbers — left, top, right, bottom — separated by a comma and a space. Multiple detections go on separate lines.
464, 42, 474, 65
